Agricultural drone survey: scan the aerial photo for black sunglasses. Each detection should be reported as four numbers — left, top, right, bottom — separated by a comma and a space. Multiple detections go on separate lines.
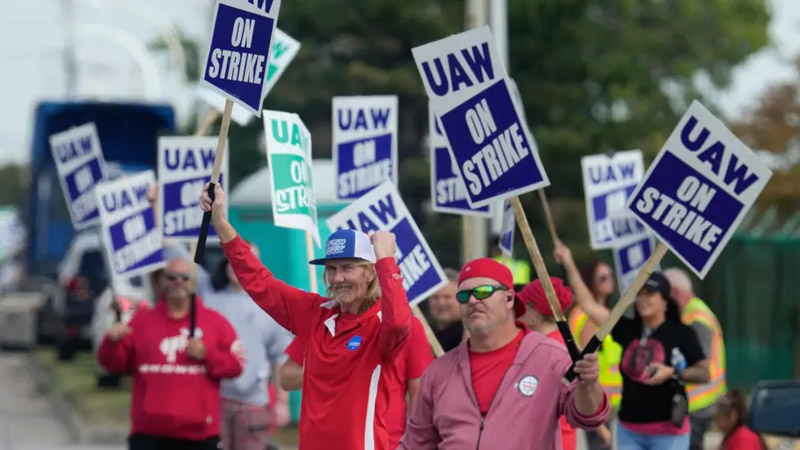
456, 285, 508, 304
165, 271, 191, 282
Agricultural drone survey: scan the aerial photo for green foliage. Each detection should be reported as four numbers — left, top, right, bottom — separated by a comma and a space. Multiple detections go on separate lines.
156, 0, 770, 266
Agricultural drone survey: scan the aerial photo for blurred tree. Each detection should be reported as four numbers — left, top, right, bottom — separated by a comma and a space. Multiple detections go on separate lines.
0, 165, 29, 210
733, 56, 800, 219
152, 0, 769, 270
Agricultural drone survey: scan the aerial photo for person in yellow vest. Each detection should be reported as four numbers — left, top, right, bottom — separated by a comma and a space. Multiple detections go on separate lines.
489, 234, 531, 286
663, 268, 727, 450
553, 241, 622, 450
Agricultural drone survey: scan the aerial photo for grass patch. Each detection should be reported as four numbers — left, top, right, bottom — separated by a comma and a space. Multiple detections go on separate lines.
33, 348, 130, 427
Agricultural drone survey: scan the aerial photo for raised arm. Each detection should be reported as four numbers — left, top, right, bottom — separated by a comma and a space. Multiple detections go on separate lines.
200, 183, 324, 340
554, 240, 609, 327
370, 231, 412, 355
98, 318, 137, 374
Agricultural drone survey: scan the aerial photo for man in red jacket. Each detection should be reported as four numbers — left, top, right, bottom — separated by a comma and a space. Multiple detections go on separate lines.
200, 183, 413, 450
98, 257, 245, 450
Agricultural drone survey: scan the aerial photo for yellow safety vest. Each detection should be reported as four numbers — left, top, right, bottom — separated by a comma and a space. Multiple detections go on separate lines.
493, 256, 531, 285
682, 298, 727, 412
569, 308, 623, 409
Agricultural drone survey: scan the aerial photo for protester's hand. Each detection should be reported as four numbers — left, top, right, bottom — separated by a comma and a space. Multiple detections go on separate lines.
572, 352, 600, 384
272, 400, 290, 428
553, 240, 574, 267
370, 231, 397, 260
187, 338, 207, 361
198, 182, 227, 225
643, 362, 675, 385
107, 323, 131, 342
146, 183, 158, 205
598, 424, 612, 446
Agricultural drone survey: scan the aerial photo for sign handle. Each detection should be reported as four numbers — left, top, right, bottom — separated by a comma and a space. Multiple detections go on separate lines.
305, 232, 318, 294
509, 197, 581, 362
564, 241, 668, 381
194, 109, 221, 137
188, 242, 199, 338
537, 189, 559, 244
412, 305, 445, 358
194, 99, 233, 264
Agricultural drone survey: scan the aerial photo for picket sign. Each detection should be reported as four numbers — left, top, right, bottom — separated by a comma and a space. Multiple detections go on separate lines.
262, 109, 321, 293
612, 234, 658, 296
48, 122, 109, 230
412, 26, 580, 361
332, 96, 399, 202
429, 104, 492, 217
565, 101, 773, 381
498, 199, 514, 257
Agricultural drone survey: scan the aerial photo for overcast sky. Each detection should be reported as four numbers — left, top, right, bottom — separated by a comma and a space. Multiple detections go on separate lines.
0, 0, 797, 166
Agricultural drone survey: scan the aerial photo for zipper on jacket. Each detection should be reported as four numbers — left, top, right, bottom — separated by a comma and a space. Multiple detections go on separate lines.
470, 367, 513, 450
475, 416, 484, 450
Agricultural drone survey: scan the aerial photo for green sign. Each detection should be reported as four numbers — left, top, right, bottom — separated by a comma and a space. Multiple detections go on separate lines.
264, 110, 320, 246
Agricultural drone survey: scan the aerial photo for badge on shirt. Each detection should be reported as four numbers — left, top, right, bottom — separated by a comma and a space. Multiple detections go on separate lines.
516, 375, 538, 397
346, 335, 363, 351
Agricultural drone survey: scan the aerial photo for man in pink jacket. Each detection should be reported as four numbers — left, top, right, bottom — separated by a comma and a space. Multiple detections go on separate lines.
399, 258, 610, 449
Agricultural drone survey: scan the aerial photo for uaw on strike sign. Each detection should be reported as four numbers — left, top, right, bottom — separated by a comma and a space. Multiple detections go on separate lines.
412, 26, 550, 209
626, 101, 773, 278
581, 150, 645, 249
333, 96, 398, 201
95, 171, 165, 279
326, 181, 447, 306
264, 110, 320, 246
202, 0, 281, 115
429, 103, 491, 217
158, 137, 229, 241
49, 122, 108, 230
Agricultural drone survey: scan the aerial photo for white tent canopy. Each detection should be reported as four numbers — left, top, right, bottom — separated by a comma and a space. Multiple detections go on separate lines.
229, 159, 341, 206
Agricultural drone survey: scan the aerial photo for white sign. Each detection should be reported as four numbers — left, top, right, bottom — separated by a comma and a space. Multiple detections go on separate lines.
499, 200, 514, 257
412, 26, 550, 208
326, 181, 447, 306
626, 101, 773, 278
263, 110, 320, 246
613, 236, 658, 295
48, 123, 108, 230
196, 27, 301, 126
158, 137, 229, 241
95, 171, 165, 279
581, 150, 645, 249
332, 95, 399, 201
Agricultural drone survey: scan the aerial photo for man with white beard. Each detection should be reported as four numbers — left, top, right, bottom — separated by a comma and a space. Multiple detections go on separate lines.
199, 183, 412, 450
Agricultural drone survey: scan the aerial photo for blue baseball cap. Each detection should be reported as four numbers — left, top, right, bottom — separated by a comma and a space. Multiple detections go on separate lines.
309, 229, 377, 265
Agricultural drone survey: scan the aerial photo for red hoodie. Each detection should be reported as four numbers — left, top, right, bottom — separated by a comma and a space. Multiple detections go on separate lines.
98, 296, 244, 440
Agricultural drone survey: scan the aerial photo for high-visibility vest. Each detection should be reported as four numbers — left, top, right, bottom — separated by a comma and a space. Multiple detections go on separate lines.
682, 298, 727, 412
568, 308, 623, 409
493, 256, 531, 285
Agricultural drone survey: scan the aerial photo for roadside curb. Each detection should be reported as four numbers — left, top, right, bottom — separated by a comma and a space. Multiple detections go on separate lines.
25, 353, 128, 445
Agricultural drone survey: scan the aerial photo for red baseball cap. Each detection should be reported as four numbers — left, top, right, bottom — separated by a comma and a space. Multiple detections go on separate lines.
458, 258, 526, 318
516, 277, 573, 317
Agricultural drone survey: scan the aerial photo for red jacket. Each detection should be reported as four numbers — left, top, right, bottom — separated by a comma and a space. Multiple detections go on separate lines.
222, 235, 412, 450
98, 296, 244, 440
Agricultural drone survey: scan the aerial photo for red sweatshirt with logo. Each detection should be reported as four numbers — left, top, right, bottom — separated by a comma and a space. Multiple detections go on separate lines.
222, 235, 412, 450
98, 297, 244, 440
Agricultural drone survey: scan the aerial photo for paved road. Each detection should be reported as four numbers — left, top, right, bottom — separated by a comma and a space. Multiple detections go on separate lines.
0, 351, 124, 450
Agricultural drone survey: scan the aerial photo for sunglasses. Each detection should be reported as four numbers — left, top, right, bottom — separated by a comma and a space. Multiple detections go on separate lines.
456, 285, 508, 304
165, 271, 191, 282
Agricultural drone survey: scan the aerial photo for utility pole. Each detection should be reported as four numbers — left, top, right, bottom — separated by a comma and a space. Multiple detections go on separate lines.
62, 0, 77, 98
462, 0, 489, 264
489, 0, 508, 236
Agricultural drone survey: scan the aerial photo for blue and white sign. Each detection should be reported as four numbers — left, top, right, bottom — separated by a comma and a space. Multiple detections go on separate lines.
201, 0, 282, 116
158, 137, 229, 241
626, 101, 773, 278
499, 200, 514, 257
333, 96, 398, 202
95, 171, 165, 279
430, 104, 492, 217
326, 180, 447, 306
581, 150, 645, 249
197, 26, 301, 126
48, 122, 108, 230
613, 235, 657, 295
412, 26, 550, 209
